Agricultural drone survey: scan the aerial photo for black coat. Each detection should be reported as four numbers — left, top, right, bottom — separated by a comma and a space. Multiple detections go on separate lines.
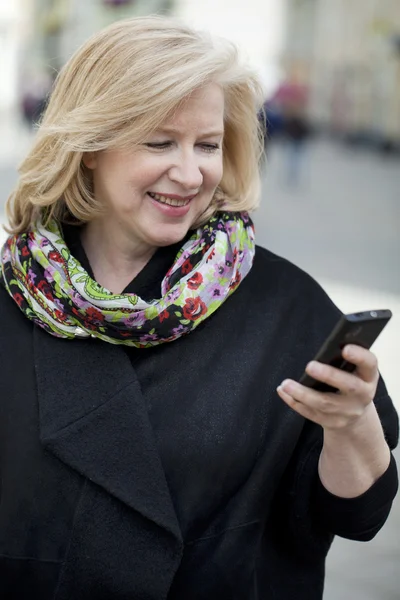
0, 244, 398, 600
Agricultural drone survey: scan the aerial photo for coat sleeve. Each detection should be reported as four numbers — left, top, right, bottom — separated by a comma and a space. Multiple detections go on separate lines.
312, 376, 399, 541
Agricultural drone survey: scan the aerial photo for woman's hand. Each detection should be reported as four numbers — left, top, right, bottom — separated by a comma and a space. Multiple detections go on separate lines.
277, 344, 391, 497
276, 344, 379, 431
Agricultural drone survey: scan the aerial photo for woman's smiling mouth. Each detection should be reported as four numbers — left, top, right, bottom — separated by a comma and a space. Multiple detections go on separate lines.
147, 192, 196, 207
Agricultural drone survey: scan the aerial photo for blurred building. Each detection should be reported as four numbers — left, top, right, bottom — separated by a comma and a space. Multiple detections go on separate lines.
22, 0, 173, 73
282, 0, 400, 151
0, 0, 27, 111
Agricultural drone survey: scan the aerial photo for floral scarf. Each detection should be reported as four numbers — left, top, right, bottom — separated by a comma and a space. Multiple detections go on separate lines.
0, 212, 255, 348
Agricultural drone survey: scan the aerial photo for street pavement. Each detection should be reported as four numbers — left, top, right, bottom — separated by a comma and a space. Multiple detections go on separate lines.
0, 125, 399, 598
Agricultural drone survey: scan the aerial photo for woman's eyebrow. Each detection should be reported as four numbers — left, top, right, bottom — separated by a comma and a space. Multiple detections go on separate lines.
155, 126, 224, 137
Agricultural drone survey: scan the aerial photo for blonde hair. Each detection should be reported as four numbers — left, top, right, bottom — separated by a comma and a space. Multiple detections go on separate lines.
6, 15, 264, 234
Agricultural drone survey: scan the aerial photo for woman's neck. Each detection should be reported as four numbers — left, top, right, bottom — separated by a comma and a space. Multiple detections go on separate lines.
80, 220, 156, 294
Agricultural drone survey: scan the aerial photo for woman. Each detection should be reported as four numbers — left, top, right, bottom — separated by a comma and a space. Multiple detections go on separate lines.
0, 16, 398, 600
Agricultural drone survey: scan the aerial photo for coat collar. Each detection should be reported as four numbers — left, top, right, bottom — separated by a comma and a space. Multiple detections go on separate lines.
34, 326, 182, 543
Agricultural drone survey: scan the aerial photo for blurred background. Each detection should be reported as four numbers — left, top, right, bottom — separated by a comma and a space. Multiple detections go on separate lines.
0, 1, 399, 598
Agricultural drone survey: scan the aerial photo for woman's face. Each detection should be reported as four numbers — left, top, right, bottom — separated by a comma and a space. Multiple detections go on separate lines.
84, 83, 225, 251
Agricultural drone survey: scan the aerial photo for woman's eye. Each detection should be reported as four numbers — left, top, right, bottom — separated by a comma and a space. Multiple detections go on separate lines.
145, 142, 172, 150
200, 143, 220, 153
144, 142, 220, 153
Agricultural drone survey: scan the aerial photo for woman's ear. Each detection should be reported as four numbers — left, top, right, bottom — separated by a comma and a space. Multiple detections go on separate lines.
82, 152, 97, 169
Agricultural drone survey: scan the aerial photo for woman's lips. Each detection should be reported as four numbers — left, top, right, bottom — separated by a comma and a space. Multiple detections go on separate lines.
146, 192, 194, 217
148, 191, 196, 206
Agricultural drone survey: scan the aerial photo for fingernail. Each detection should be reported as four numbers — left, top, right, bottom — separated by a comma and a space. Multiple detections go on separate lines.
280, 380, 295, 394
343, 345, 354, 359
307, 361, 318, 374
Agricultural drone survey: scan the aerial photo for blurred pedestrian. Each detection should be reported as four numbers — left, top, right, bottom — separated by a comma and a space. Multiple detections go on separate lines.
284, 110, 311, 185
258, 98, 285, 156
20, 70, 54, 128
0, 16, 398, 600
270, 76, 311, 185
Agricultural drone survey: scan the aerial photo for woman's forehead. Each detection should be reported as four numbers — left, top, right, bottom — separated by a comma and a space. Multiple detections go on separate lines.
158, 84, 225, 134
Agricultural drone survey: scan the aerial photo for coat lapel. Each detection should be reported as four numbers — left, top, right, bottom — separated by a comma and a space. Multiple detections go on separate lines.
34, 326, 182, 542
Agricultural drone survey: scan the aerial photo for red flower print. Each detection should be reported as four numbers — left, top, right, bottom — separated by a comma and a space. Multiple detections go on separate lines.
21, 246, 30, 257
206, 248, 216, 262
187, 272, 203, 290
159, 309, 170, 323
86, 307, 105, 323
181, 259, 193, 275
54, 309, 68, 322
13, 292, 24, 307
72, 307, 82, 318
229, 272, 242, 291
37, 279, 53, 300
182, 297, 207, 321
48, 250, 64, 263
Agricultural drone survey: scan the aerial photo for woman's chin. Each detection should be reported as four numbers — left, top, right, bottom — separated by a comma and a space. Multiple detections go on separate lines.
148, 224, 193, 248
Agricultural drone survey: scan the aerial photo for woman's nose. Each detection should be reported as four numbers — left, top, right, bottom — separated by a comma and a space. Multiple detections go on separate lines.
168, 154, 203, 191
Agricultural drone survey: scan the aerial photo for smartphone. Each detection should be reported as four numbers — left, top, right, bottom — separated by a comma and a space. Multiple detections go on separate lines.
299, 309, 392, 393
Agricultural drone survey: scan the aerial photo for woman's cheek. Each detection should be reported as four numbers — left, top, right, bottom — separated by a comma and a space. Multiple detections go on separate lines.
209, 159, 223, 188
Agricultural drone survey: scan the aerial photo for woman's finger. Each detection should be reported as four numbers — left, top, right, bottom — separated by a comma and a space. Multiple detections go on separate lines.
276, 385, 320, 422
342, 345, 379, 384
277, 379, 369, 428
304, 360, 365, 396
278, 379, 340, 413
